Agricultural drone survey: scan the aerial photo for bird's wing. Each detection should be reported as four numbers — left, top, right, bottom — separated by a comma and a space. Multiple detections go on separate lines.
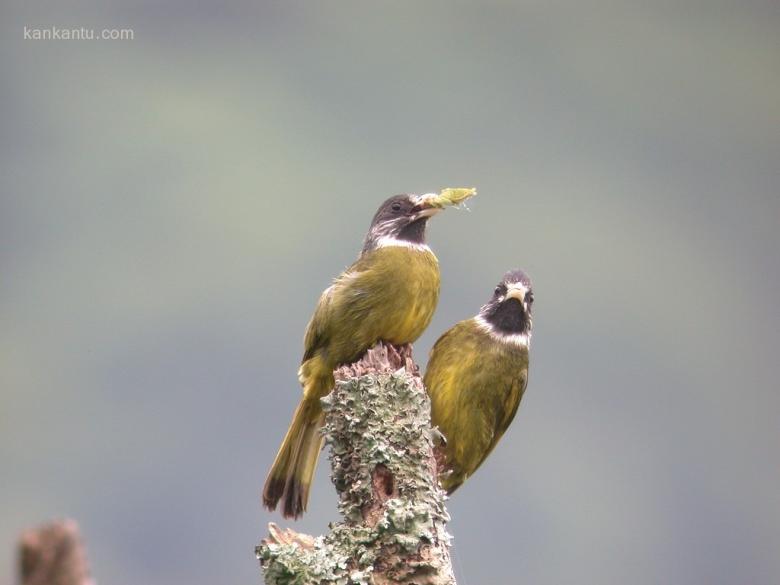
301, 254, 375, 363
474, 368, 527, 472
496, 369, 528, 436
425, 319, 528, 479
425, 320, 489, 447
301, 285, 334, 363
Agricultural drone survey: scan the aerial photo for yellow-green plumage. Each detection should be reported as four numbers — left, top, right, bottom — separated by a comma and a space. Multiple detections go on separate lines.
263, 190, 475, 519
301, 245, 441, 387
264, 246, 439, 517
425, 269, 532, 494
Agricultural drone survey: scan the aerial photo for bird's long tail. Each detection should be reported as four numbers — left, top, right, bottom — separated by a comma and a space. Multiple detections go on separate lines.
262, 394, 325, 519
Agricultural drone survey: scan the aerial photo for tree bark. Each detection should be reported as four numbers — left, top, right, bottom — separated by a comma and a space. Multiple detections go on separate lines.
17, 519, 93, 585
257, 342, 456, 585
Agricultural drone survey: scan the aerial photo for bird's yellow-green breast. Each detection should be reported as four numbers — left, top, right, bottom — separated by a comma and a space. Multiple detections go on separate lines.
299, 243, 440, 397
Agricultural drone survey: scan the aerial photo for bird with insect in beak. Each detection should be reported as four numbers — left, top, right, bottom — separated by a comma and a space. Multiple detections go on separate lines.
425, 269, 534, 493
263, 188, 476, 519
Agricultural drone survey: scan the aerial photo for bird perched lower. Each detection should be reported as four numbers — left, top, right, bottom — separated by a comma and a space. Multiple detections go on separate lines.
263, 188, 476, 519
425, 269, 533, 493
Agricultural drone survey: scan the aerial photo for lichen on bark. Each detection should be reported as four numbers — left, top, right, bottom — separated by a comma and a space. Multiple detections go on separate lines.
257, 342, 456, 585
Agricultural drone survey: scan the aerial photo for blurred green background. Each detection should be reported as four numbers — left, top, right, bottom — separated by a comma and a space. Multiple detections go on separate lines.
2, 2, 779, 584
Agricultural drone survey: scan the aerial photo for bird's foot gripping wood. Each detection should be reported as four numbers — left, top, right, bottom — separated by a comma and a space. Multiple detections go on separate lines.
257, 342, 456, 585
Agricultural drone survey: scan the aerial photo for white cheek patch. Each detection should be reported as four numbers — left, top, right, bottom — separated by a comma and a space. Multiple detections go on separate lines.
474, 315, 531, 347
375, 236, 432, 253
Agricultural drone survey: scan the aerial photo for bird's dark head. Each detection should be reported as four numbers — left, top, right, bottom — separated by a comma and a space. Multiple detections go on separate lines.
479, 269, 534, 337
362, 194, 441, 252
362, 189, 475, 253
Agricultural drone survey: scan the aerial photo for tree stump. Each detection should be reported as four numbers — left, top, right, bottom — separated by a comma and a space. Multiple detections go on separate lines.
257, 342, 456, 585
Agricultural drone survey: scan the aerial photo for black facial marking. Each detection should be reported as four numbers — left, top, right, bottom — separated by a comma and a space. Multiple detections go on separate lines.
480, 268, 534, 336
484, 299, 530, 334
397, 217, 427, 244
362, 194, 430, 252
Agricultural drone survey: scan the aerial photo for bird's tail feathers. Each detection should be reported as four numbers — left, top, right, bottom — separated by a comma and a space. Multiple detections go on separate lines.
262, 395, 325, 519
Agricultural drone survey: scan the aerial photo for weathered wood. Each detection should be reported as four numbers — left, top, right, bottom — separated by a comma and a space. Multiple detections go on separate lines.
258, 342, 456, 585
18, 520, 93, 585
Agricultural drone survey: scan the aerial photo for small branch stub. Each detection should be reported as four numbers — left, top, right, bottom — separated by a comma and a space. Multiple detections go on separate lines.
257, 342, 456, 585
18, 519, 94, 585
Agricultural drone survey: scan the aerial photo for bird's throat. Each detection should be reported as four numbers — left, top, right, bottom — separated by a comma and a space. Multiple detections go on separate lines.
483, 299, 530, 336
397, 218, 428, 244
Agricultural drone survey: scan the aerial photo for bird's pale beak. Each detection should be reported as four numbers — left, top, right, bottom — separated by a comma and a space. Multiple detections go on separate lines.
412, 196, 444, 219
505, 284, 526, 303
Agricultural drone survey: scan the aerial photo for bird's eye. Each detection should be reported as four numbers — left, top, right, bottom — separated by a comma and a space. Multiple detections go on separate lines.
527, 292, 534, 304
391, 202, 402, 212
494, 286, 502, 295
